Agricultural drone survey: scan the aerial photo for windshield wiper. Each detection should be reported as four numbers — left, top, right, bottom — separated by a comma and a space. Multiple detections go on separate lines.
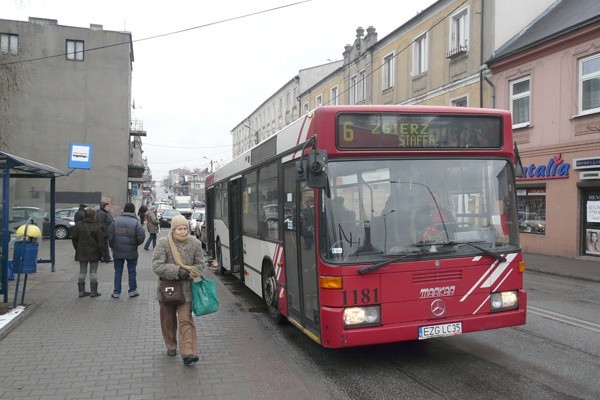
357, 249, 427, 275
442, 241, 507, 262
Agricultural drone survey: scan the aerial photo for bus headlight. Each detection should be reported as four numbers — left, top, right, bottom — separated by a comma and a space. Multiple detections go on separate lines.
490, 290, 518, 312
343, 306, 380, 328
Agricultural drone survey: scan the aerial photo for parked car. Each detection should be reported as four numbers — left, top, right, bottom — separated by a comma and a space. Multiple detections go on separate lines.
55, 207, 79, 221
8, 206, 75, 239
159, 209, 181, 228
200, 219, 207, 249
189, 209, 205, 238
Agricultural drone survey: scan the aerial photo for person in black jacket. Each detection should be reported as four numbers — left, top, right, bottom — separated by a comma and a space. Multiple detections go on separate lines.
97, 201, 114, 262
74, 204, 87, 223
108, 203, 146, 298
72, 208, 106, 297
138, 203, 148, 226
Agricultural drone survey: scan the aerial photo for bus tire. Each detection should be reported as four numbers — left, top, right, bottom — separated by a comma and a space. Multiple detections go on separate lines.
216, 240, 226, 275
262, 262, 286, 324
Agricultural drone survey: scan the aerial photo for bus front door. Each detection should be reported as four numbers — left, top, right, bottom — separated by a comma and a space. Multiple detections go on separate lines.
283, 162, 320, 342
228, 178, 244, 280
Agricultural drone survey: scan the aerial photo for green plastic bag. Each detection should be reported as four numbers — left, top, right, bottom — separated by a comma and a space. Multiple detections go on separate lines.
191, 277, 219, 316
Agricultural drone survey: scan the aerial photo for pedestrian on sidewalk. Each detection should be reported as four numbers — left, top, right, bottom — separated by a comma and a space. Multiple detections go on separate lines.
144, 205, 159, 250
152, 215, 202, 365
108, 203, 146, 298
138, 203, 148, 226
71, 208, 106, 297
74, 203, 87, 223
97, 201, 114, 262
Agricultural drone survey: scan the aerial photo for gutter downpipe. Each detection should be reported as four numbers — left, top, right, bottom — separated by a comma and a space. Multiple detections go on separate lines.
480, 0, 485, 107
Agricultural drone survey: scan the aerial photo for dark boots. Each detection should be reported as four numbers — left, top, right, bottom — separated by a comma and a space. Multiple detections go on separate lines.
90, 283, 101, 297
78, 282, 90, 297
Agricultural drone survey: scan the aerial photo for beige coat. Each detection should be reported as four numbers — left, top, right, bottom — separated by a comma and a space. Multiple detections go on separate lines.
152, 235, 203, 302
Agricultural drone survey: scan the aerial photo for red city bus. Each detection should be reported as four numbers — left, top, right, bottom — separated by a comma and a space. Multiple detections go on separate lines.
205, 105, 526, 348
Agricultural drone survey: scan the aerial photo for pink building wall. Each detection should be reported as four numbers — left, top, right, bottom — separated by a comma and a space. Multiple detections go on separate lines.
491, 30, 600, 257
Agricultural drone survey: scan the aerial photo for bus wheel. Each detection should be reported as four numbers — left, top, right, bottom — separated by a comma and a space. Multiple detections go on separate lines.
216, 241, 226, 275
262, 262, 285, 324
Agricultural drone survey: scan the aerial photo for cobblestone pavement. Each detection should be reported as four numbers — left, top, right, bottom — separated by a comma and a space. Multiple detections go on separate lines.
0, 235, 329, 400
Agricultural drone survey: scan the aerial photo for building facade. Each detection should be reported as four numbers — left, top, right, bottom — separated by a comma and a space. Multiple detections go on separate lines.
299, 0, 555, 111
0, 17, 135, 211
489, 0, 600, 257
231, 61, 342, 158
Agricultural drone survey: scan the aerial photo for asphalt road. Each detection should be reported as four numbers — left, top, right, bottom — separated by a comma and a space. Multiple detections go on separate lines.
219, 269, 600, 399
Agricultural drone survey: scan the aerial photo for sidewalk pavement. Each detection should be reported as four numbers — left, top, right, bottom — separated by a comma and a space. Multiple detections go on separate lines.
0, 236, 329, 400
523, 252, 600, 283
0, 242, 598, 400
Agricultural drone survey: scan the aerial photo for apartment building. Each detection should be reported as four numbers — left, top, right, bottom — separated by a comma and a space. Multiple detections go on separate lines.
0, 17, 135, 211
299, 0, 555, 110
231, 61, 342, 158
488, 0, 600, 257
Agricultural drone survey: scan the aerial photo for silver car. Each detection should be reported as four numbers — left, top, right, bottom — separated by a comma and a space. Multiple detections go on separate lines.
189, 209, 205, 238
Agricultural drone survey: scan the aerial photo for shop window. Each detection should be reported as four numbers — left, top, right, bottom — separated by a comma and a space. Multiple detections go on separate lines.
517, 188, 546, 235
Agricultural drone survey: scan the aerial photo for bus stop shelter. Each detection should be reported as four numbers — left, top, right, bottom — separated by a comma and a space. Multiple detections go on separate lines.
0, 151, 66, 303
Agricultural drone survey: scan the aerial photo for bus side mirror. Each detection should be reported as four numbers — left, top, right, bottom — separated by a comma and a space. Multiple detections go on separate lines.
515, 163, 524, 178
307, 149, 328, 188
295, 159, 307, 182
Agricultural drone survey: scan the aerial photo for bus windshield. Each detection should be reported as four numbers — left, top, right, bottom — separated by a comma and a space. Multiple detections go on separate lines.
321, 158, 519, 264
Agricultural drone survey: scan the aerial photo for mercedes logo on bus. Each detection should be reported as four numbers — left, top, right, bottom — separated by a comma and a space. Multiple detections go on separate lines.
431, 299, 446, 316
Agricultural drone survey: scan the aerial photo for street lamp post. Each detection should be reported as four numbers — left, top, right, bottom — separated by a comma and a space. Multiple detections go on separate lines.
203, 156, 213, 173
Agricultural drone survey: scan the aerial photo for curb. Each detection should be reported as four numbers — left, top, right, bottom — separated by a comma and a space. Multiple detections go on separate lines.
526, 267, 600, 284
0, 303, 39, 342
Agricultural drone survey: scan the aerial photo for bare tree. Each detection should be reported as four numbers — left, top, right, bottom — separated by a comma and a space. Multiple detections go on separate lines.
0, 53, 25, 150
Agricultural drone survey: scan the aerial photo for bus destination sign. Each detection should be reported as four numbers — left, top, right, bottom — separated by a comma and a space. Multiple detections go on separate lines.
337, 113, 502, 150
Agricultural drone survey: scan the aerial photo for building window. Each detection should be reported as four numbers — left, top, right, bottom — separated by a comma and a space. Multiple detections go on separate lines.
579, 53, 600, 115
316, 95, 323, 107
286, 92, 291, 111
510, 76, 531, 127
279, 98, 283, 118
517, 188, 546, 235
0, 33, 18, 55
358, 69, 366, 102
330, 86, 338, 105
303, 102, 309, 114
350, 75, 357, 104
413, 33, 428, 75
382, 53, 394, 90
447, 8, 469, 58
451, 96, 468, 107
66, 39, 84, 61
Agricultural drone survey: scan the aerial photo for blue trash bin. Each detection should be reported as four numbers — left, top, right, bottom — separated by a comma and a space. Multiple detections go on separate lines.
12, 241, 39, 274
8, 260, 14, 280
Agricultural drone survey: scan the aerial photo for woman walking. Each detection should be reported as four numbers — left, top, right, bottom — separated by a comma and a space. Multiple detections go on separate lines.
72, 208, 106, 297
152, 215, 203, 365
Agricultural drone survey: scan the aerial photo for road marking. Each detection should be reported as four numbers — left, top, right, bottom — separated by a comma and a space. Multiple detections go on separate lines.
528, 306, 600, 334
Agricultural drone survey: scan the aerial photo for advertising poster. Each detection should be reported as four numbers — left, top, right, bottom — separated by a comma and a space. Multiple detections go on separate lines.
585, 229, 600, 255
586, 201, 600, 223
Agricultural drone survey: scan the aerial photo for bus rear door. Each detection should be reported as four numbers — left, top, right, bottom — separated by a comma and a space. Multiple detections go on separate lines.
228, 178, 244, 280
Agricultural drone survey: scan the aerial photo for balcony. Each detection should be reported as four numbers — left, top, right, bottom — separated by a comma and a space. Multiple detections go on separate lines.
128, 164, 145, 178
445, 45, 468, 59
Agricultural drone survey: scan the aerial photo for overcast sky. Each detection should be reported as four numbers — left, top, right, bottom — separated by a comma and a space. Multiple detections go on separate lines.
5, 0, 436, 179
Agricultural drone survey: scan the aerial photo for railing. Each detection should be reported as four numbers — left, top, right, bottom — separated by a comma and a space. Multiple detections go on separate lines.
445, 45, 468, 59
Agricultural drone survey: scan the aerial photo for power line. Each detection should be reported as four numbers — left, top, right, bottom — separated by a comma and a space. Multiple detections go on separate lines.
0, 0, 311, 66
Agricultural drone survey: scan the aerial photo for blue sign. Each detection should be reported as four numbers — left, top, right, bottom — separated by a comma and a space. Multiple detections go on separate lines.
68, 143, 93, 169
518, 153, 570, 181
132, 183, 138, 196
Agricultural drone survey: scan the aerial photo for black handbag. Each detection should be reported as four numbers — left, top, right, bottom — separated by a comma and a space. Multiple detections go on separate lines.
160, 279, 185, 305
